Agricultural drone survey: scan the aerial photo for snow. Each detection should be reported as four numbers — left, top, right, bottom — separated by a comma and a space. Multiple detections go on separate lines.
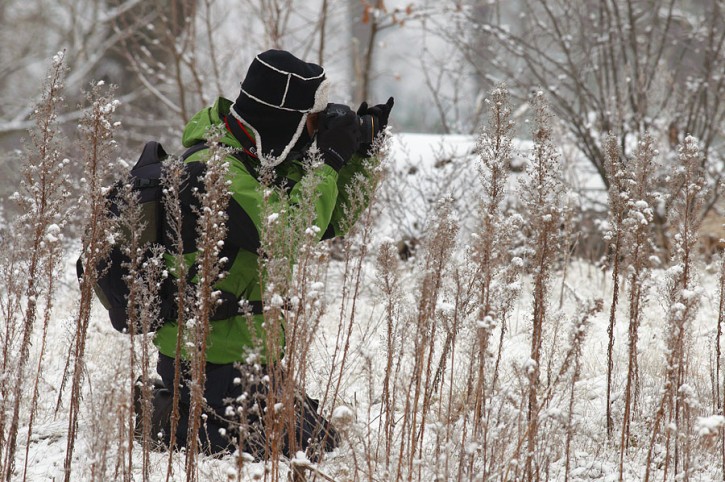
696, 416, 725, 438
331, 406, 354, 427
9, 132, 725, 481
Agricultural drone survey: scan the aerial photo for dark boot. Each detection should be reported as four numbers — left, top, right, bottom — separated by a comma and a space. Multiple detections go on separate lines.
293, 394, 341, 461
134, 376, 173, 450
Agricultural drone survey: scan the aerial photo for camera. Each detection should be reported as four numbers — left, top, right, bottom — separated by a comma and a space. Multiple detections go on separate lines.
321, 103, 375, 145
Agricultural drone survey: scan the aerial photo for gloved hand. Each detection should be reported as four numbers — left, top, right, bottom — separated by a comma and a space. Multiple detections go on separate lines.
358, 96, 395, 128
356, 96, 395, 155
317, 103, 361, 171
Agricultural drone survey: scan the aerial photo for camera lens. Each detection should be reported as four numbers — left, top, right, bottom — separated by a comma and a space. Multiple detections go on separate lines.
359, 115, 374, 145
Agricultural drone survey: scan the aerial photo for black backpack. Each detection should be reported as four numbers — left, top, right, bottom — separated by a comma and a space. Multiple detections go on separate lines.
79, 137, 295, 333
76, 141, 204, 332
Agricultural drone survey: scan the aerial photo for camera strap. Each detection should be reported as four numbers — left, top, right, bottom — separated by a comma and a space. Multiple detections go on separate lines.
224, 114, 259, 160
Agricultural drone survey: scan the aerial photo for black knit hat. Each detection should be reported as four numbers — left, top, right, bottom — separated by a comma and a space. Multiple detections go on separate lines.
230, 50, 329, 165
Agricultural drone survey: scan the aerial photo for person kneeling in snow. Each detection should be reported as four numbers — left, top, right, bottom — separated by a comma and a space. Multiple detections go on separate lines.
138, 49, 393, 459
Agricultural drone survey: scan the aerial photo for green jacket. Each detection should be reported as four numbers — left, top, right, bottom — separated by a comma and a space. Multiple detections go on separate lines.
153, 97, 376, 364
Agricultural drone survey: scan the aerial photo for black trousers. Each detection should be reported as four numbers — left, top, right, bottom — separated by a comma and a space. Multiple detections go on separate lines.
156, 354, 339, 457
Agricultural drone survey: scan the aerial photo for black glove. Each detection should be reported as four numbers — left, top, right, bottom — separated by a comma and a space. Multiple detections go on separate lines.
358, 96, 395, 128
317, 103, 361, 171
356, 96, 395, 155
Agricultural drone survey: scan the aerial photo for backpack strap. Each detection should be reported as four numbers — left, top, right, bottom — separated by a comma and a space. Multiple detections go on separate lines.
180, 142, 211, 162
165, 141, 264, 319
180, 141, 259, 180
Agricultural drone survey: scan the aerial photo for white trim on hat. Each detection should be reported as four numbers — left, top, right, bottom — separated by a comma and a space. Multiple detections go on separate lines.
281, 73, 291, 107
228, 105, 309, 168
255, 53, 326, 82
274, 112, 308, 166
240, 88, 309, 113
311, 78, 330, 113
240, 74, 328, 112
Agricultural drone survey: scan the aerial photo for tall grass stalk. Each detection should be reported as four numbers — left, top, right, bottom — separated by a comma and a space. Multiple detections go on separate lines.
0, 51, 72, 481
644, 135, 707, 481
563, 298, 603, 481
618, 133, 659, 480
466, 85, 523, 478
393, 197, 458, 482
160, 154, 190, 481
183, 135, 231, 480
718, 251, 725, 478
603, 133, 628, 439
519, 91, 565, 482
375, 233, 405, 469
323, 156, 384, 406
317, 140, 387, 461
63, 80, 120, 482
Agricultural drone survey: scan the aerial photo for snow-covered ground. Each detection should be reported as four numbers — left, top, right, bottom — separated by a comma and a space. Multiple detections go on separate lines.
13, 133, 725, 480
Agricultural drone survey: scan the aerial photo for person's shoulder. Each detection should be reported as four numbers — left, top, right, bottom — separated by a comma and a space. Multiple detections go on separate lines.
183, 97, 238, 148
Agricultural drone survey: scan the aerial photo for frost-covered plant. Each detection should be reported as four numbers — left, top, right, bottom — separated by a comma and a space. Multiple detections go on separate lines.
394, 197, 459, 481
254, 154, 324, 473
182, 131, 231, 478
63, 78, 120, 482
461, 84, 524, 477
602, 133, 629, 438
557, 298, 603, 481
318, 134, 388, 455
0, 51, 73, 481
158, 153, 193, 473
103, 170, 168, 477
717, 251, 725, 477
248, 141, 361, 475
515, 91, 566, 482
374, 237, 404, 466
618, 133, 660, 473
644, 136, 708, 481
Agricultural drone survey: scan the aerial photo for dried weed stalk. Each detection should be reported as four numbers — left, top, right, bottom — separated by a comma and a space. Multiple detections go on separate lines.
394, 197, 459, 482
618, 133, 659, 478
464, 84, 524, 478
63, 80, 120, 482
518, 91, 565, 482
0, 51, 72, 481
644, 136, 707, 481
183, 133, 231, 480
159, 152, 191, 479
603, 133, 628, 439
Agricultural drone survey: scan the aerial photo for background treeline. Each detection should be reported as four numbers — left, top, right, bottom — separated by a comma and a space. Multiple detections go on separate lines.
0, 1, 723, 215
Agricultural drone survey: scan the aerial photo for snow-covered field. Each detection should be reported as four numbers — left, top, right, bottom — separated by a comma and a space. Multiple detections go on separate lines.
11, 132, 725, 481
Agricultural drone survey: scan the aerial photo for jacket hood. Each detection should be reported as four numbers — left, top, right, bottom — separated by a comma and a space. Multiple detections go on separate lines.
182, 97, 242, 150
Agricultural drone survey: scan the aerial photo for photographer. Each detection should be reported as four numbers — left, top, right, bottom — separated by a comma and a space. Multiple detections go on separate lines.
146, 49, 393, 458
